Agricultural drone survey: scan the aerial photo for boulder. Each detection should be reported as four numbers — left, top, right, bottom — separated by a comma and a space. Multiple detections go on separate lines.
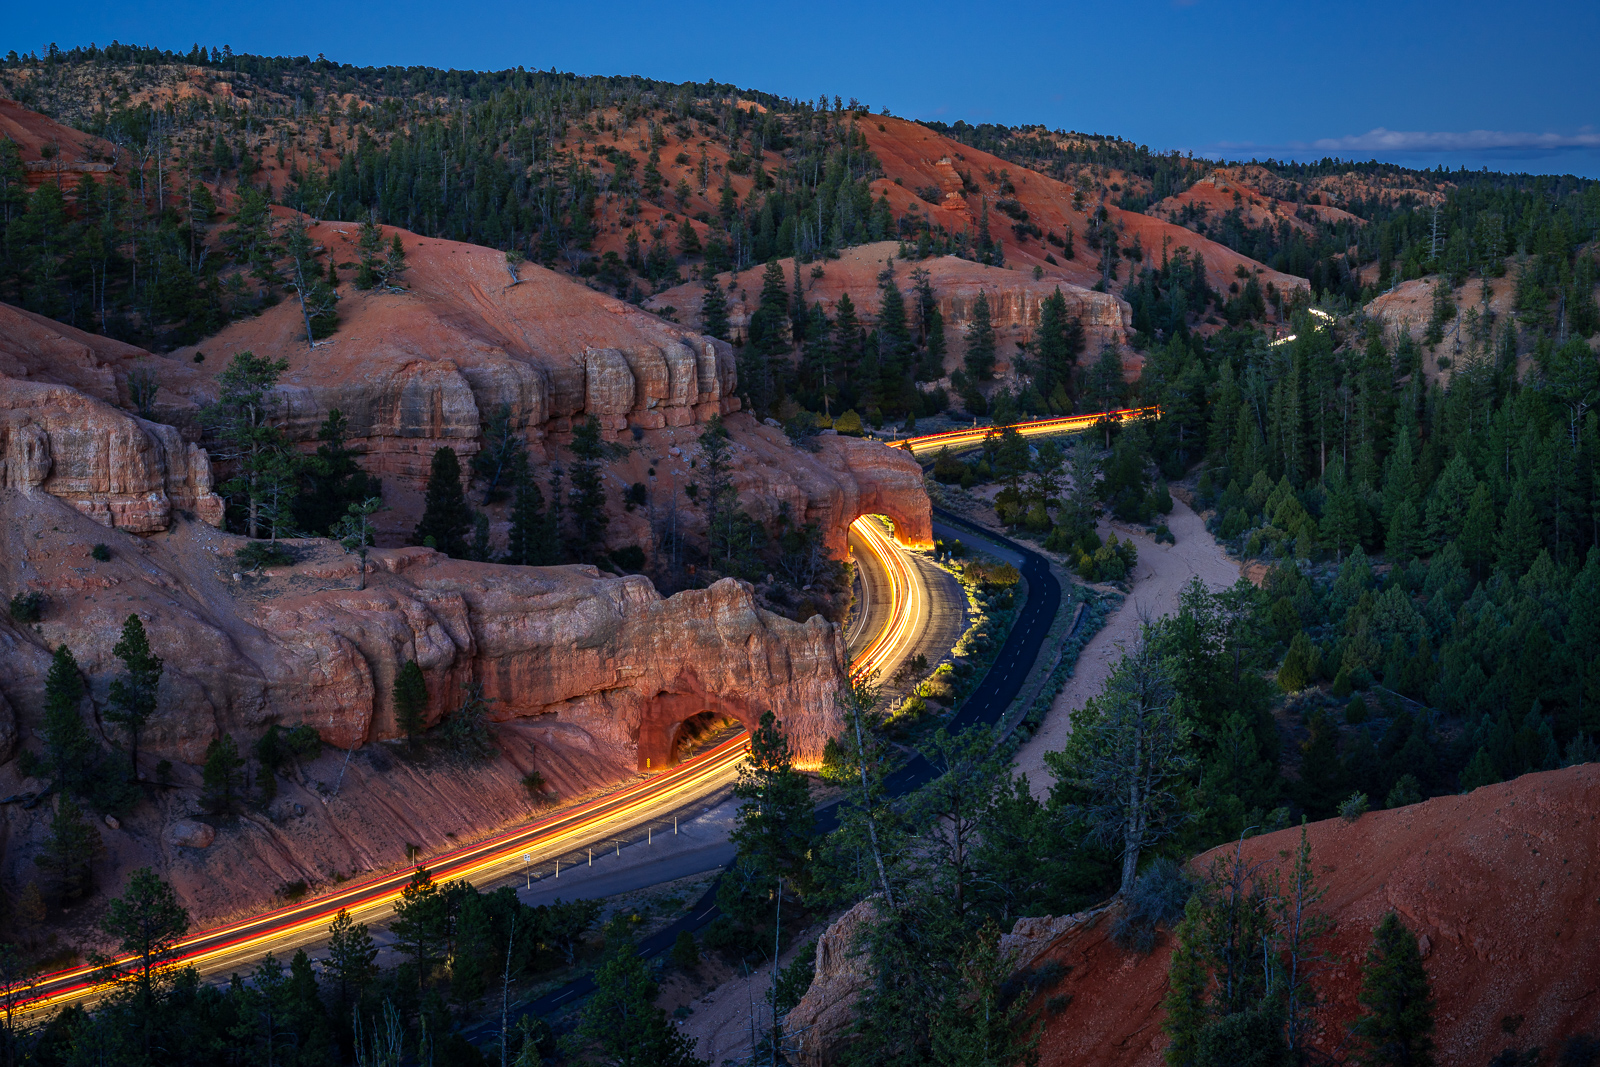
166, 819, 215, 849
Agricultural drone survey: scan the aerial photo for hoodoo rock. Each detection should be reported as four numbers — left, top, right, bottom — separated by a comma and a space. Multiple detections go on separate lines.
0, 487, 848, 920
165, 223, 741, 487
0, 374, 224, 532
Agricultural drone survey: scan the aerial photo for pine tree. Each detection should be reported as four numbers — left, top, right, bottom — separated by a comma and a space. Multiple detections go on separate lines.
1457, 482, 1497, 578
1034, 287, 1074, 399
35, 795, 102, 903
295, 408, 380, 535
568, 417, 610, 562
355, 215, 384, 289
96, 867, 189, 1023
325, 907, 379, 1008
394, 660, 429, 752
472, 404, 527, 503
41, 644, 95, 795
580, 928, 704, 1067
201, 734, 245, 815
718, 710, 814, 932
1350, 912, 1436, 1067
390, 867, 448, 991
698, 416, 737, 572
413, 446, 473, 557
965, 290, 997, 381
505, 469, 555, 566
106, 614, 162, 782
204, 351, 291, 539
928, 921, 1042, 1067
700, 276, 730, 341
1495, 479, 1541, 576
921, 304, 948, 382
1162, 896, 1209, 1067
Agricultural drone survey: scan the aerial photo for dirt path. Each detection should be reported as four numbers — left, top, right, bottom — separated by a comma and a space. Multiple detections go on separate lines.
1011, 498, 1239, 798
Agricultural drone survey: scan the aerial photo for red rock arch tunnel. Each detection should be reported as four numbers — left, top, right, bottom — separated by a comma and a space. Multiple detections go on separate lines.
635, 677, 759, 771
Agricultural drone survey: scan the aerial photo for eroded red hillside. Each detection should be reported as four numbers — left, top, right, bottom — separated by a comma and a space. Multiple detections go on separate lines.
1028, 764, 1600, 1066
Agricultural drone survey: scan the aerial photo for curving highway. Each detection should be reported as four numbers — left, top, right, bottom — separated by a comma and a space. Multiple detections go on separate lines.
23, 407, 1129, 1024
17, 734, 751, 1018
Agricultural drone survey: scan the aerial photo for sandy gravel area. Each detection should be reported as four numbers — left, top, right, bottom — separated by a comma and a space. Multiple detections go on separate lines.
667, 921, 827, 1064
1011, 498, 1239, 797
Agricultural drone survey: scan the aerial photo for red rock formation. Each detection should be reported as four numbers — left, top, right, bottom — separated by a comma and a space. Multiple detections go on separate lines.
1026, 764, 1600, 1067
165, 221, 740, 484
787, 764, 1600, 1067
0, 93, 120, 191
0, 487, 846, 920
0, 373, 223, 532
0, 490, 843, 766
650, 242, 1130, 377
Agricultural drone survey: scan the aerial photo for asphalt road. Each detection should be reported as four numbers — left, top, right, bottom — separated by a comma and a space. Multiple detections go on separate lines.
487, 507, 1061, 1035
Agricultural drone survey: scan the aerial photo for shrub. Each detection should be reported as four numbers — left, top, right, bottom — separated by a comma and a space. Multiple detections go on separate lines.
235, 541, 296, 571
1385, 774, 1423, 809
9, 591, 45, 623
91, 543, 112, 562
1111, 858, 1194, 952
1339, 791, 1370, 823
521, 770, 549, 800
1344, 693, 1368, 723
833, 410, 864, 436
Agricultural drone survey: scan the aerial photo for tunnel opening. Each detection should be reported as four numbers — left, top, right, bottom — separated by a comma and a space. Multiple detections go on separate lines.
668, 711, 742, 765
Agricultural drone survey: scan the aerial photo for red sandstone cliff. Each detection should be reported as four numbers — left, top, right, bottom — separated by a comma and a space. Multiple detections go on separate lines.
0, 484, 845, 919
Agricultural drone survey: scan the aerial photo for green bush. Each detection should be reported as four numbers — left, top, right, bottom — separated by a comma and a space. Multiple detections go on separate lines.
236, 541, 296, 571
91, 543, 112, 562
8, 591, 45, 623
833, 409, 864, 436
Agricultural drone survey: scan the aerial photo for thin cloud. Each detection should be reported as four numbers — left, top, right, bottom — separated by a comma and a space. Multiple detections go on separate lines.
1310, 127, 1600, 153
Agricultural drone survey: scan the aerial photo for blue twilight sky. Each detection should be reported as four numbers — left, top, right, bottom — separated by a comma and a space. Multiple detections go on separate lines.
10, 0, 1600, 177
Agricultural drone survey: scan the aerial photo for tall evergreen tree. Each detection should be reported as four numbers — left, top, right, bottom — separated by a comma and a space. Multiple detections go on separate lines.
40, 644, 95, 795
717, 710, 815, 934
295, 408, 380, 535
35, 795, 102, 903
413, 446, 473, 557
580, 927, 705, 1067
201, 734, 245, 815
393, 660, 429, 753
106, 614, 162, 782
203, 350, 291, 539
700, 274, 730, 341
1350, 912, 1436, 1067
568, 416, 610, 562
965, 290, 997, 381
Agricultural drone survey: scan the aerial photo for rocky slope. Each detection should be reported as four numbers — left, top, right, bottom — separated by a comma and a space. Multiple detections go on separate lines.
0, 485, 845, 919
651, 241, 1131, 379
1028, 764, 1600, 1067
786, 763, 1600, 1067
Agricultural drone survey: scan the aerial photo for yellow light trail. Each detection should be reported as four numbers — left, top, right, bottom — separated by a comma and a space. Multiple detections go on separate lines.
893, 405, 1161, 458
848, 514, 926, 684
16, 732, 750, 1018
